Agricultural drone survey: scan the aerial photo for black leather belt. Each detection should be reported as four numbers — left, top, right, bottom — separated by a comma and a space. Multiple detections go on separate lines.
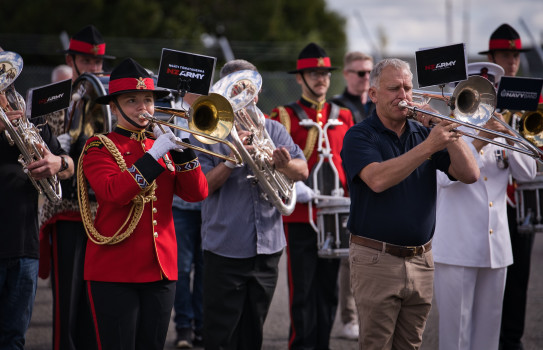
350, 234, 432, 258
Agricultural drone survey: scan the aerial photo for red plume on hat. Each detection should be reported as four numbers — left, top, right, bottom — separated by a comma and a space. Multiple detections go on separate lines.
61, 25, 116, 59
478, 23, 530, 55
288, 42, 338, 74
95, 58, 170, 104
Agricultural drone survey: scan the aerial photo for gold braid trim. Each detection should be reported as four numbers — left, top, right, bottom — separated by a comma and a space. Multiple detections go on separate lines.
277, 106, 318, 160
304, 127, 319, 161
77, 134, 157, 245
276, 107, 292, 134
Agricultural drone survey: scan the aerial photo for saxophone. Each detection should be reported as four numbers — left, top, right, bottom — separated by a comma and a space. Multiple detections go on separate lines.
0, 51, 62, 202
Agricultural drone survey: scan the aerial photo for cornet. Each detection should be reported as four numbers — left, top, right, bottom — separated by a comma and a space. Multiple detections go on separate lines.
0, 51, 62, 202
399, 75, 543, 162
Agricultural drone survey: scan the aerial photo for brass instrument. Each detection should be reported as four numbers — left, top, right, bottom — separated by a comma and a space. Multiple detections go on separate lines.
503, 104, 543, 148
142, 93, 243, 164
399, 76, 543, 161
211, 69, 297, 215
0, 51, 62, 202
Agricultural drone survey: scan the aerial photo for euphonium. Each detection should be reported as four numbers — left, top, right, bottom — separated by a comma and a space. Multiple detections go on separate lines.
0, 51, 62, 202
211, 70, 297, 215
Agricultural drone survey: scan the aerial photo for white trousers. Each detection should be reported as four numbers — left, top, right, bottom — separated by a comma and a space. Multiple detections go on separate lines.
434, 263, 507, 350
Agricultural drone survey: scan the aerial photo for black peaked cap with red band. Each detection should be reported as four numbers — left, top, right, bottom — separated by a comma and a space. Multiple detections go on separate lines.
478, 23, 530, 55
61, 25, 115, 59
95, 58, 170, 104
288, 42, 338, 74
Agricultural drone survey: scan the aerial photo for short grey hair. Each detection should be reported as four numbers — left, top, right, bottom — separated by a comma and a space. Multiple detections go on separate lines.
370, 58, 412, 88
51, 64, 73, 83
219, 59, 257, 78
343, 51, 373, 67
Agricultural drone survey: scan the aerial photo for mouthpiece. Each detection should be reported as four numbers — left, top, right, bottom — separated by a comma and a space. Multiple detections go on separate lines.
398, 100, 409, 109
139, 111, 152, 121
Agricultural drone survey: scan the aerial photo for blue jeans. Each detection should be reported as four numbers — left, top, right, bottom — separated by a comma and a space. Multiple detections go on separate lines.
0, 257, 39, 350
172, 208, 203, 331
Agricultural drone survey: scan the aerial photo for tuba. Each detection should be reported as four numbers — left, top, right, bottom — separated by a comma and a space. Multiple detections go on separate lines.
211, 70, 297, 215
63, 73, 114, 200
0, 51, 62, 203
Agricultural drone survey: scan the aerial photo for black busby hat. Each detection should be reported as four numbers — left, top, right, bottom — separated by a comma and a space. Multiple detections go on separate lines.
61, 25, 115, 59
95, 58, 170, 104
288, 42, 338, 74
478, 23, 530, 55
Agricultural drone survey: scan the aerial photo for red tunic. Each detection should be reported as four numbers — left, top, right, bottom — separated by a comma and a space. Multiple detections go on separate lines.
81, 127, 208, 282
270, 96, 353, 223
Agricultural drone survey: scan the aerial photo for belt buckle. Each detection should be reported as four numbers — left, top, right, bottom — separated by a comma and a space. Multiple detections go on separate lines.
405, 246, 418, 257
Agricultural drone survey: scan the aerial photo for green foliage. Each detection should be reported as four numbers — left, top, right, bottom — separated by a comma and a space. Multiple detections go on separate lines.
0, 0, 346, 70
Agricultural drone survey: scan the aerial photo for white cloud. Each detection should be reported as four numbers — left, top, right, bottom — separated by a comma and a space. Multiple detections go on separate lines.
326, 0, 543, 58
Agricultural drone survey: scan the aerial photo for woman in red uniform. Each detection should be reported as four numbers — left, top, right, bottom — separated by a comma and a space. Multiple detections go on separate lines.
79, 58, 208, 350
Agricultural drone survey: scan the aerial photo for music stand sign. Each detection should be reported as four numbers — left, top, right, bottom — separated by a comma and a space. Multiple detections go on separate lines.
156, 48, 216, 96
415, 43, 467, 88
497, 76, 543, 111
26, 79, 71, 119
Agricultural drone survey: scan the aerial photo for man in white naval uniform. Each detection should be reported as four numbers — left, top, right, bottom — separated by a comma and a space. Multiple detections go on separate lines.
432, 62, 537, 350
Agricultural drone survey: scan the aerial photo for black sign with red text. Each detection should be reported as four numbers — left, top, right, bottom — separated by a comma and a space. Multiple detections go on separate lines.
26, 79, 71, 119
497, 76, 543, 111
157, 49, 216, 95
415, 43, 467, 88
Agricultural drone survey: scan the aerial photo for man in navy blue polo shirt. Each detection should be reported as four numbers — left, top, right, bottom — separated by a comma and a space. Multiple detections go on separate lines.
341, 58, 480, 349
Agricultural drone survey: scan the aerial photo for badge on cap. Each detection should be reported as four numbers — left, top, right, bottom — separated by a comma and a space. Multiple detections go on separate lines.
136, 77, 147, 90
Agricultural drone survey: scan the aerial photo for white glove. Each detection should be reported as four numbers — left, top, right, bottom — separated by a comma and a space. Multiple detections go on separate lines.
152, 124, 186, 152
148, 128, 185, 161
57, 133, 72, 153
295, 181, 315, 203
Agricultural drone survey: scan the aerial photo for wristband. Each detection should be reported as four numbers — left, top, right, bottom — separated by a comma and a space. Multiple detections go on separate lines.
223, 160, 237, 169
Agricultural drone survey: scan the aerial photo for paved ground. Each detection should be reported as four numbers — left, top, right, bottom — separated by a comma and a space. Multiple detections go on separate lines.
26, 234, 543, 349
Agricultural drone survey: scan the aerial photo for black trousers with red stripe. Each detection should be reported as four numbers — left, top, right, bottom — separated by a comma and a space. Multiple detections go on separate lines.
50, 220, 96, 350
285, 223, 339, 350
87, 279, 175, 350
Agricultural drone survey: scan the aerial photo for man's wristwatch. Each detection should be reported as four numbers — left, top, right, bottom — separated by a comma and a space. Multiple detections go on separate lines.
59, 156, 68, 173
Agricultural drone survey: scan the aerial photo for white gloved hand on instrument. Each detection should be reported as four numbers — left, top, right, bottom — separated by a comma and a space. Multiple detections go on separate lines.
148, 126, 186, 160
295, 181, 316, 203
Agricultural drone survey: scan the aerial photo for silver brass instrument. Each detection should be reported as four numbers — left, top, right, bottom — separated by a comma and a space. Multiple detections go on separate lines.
146, 70, 296, 215
0, 51, 62, 202
144, 93, 243, 165
398, 75, 543, 162
212, 70, 297, 215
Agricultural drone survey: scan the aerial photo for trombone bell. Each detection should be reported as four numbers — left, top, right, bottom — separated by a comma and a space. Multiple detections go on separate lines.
189, 93, 234, 145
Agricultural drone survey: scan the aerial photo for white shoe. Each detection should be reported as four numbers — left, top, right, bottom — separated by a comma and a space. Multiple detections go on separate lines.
338, 321, 359, 340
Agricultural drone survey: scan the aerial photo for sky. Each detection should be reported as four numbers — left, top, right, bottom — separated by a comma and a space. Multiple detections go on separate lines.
325, 0, 543, 59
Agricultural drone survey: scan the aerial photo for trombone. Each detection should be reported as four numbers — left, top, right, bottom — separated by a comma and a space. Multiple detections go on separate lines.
139, 93, 243, 164
399, 75, 543, 161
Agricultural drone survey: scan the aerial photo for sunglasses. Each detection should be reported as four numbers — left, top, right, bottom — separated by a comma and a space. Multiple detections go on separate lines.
347, 70, 371, 78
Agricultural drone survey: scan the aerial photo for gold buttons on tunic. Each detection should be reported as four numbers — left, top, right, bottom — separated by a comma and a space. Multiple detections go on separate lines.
153, 207, 157, 213
153, 220, 157, 226
152, 196, 157, 201
154, 232, 158, 237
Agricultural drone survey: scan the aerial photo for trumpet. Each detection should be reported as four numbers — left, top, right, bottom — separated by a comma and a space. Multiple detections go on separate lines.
140, 93, 243, 164
399, 75, 543, 161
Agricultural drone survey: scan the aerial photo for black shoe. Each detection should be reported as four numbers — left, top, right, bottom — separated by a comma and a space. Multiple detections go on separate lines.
175, 328, 193, 349
193, 328, 203, 347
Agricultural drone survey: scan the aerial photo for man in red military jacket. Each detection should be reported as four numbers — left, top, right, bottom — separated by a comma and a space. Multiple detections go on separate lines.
270, 42, 354, 350
80, 58, 208, 350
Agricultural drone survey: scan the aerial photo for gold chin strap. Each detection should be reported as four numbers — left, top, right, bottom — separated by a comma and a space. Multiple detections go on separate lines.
78, 134, 157, 245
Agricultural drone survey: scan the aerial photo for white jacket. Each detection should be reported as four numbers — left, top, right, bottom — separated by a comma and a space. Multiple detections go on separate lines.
433, 138, 536, 268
